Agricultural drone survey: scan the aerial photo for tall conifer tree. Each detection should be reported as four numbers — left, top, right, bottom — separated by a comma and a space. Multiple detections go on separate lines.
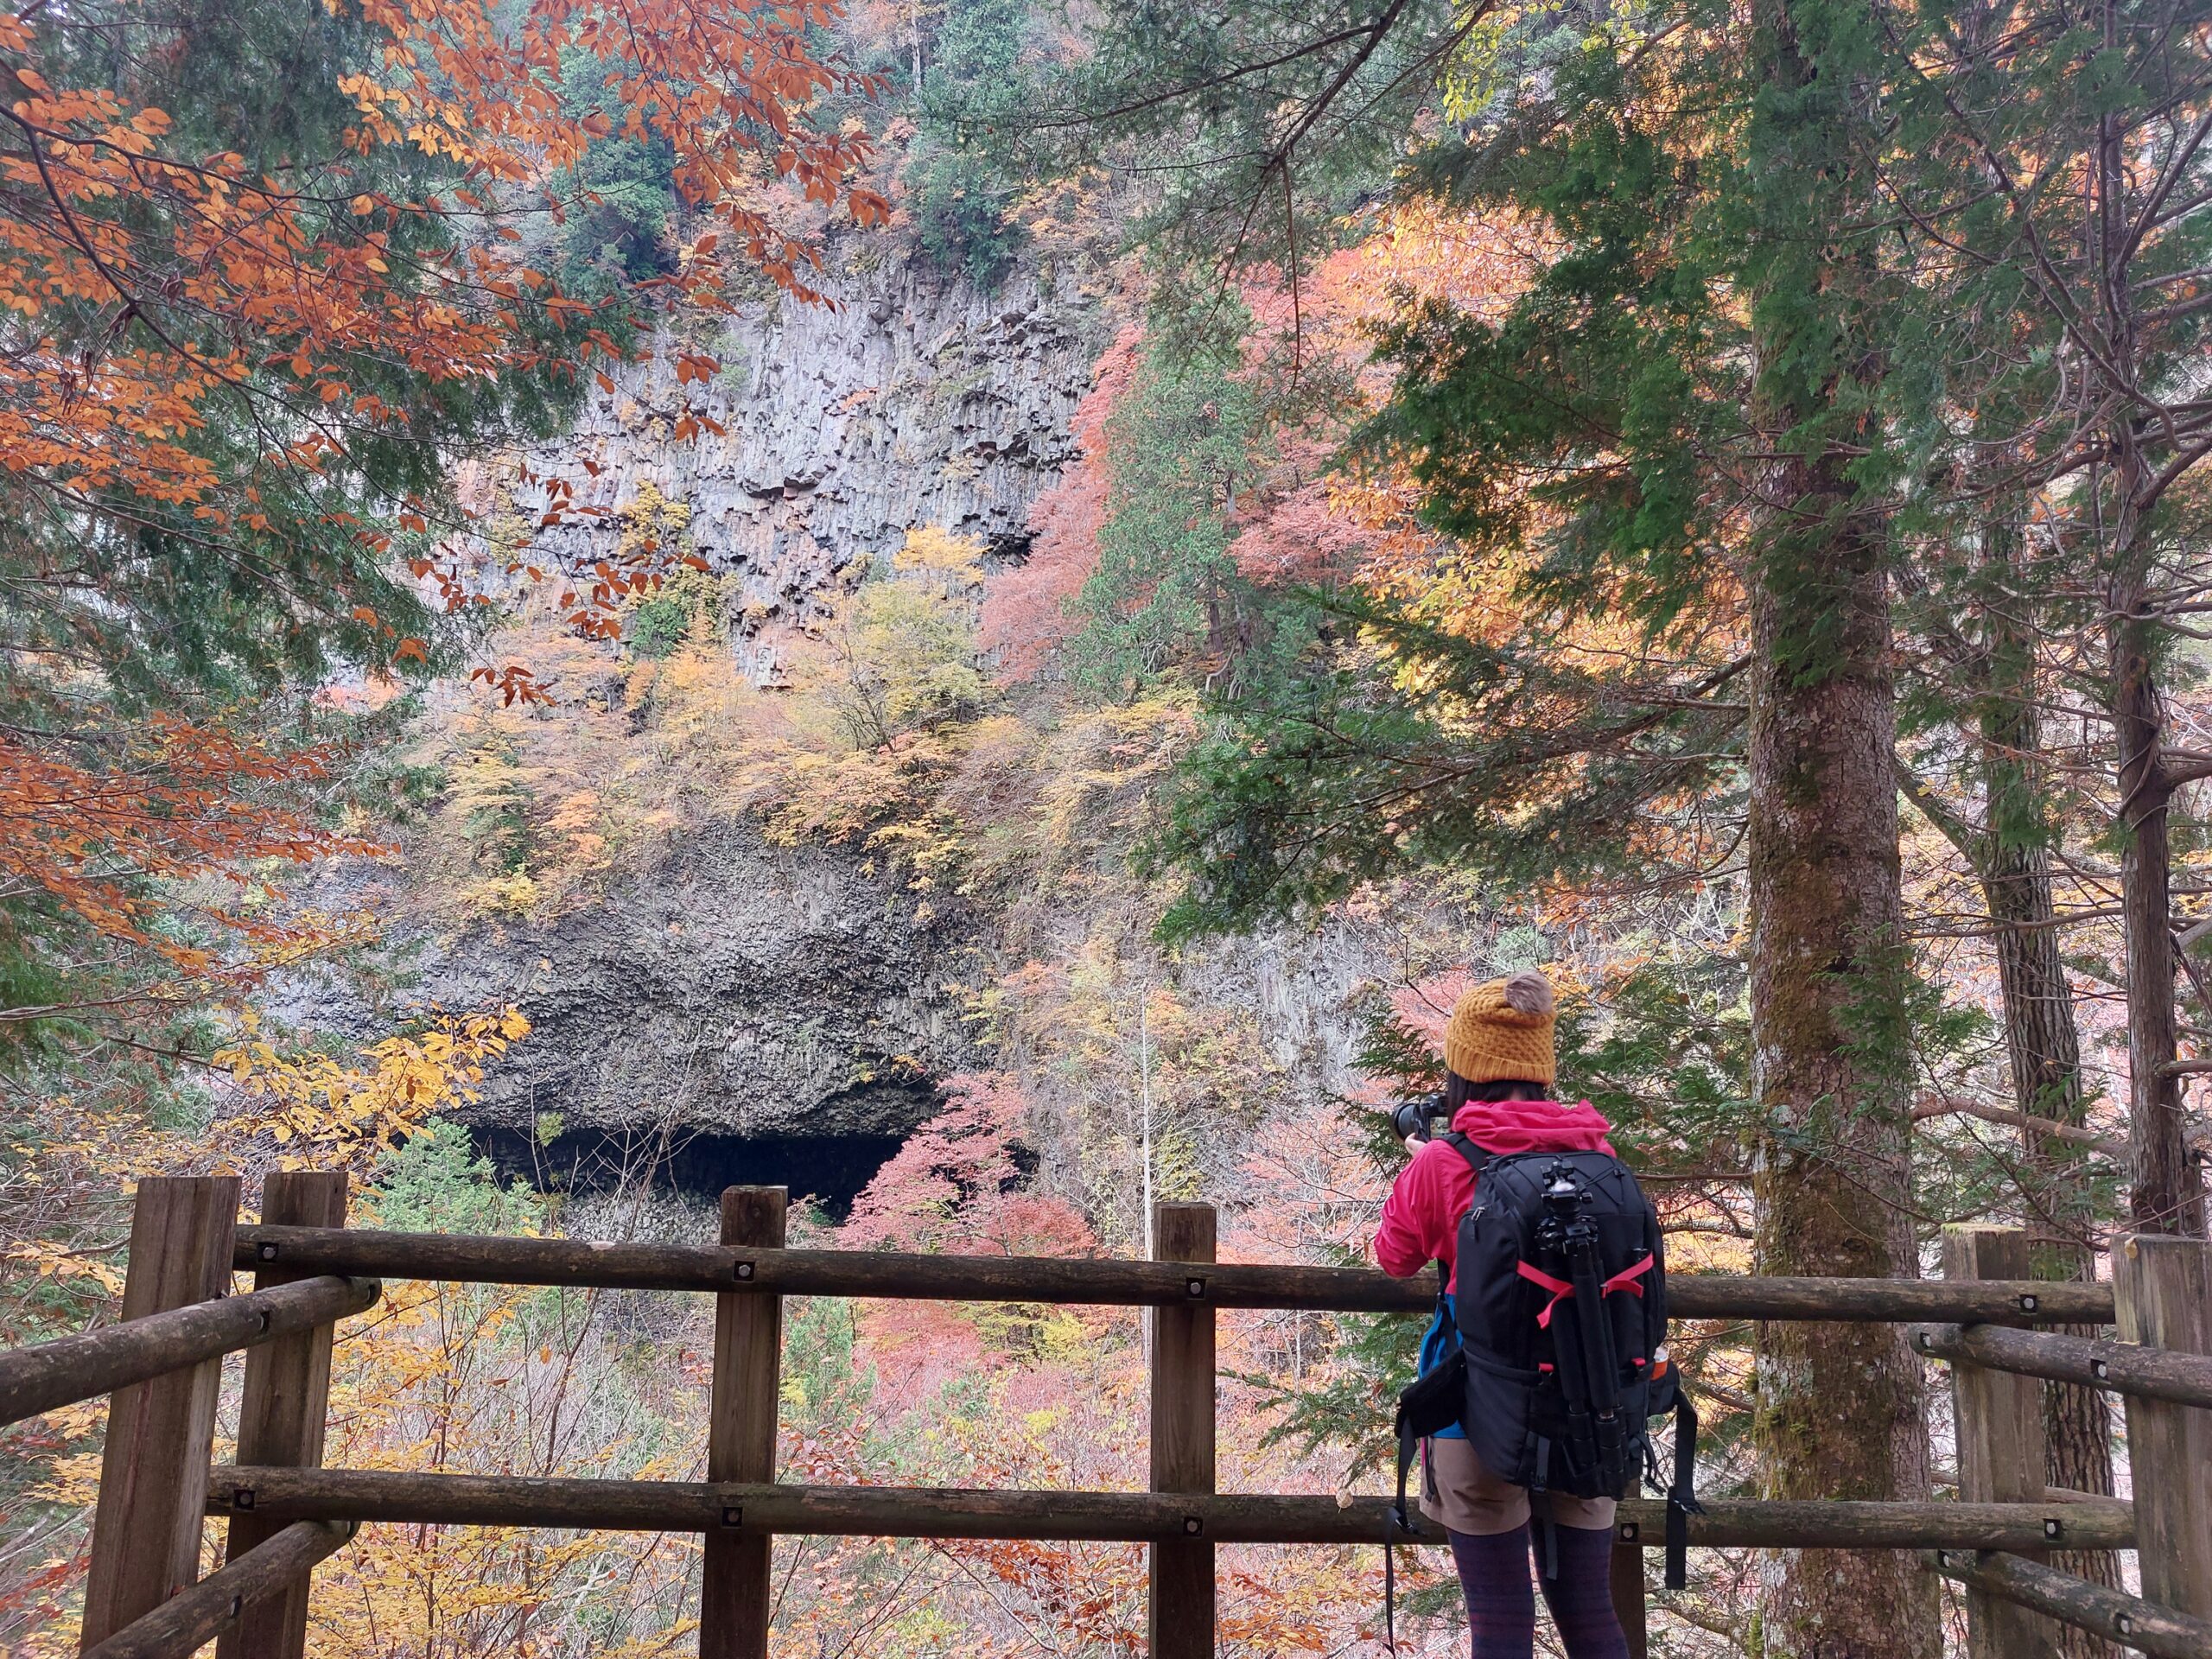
1737, 0, 1939, 1638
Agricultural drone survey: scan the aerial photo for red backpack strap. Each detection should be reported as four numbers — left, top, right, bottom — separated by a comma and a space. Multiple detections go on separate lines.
1602, 1252, 1655, 1298
1515, 1258, 1575, 1327
1516, 1249, 1653, 1329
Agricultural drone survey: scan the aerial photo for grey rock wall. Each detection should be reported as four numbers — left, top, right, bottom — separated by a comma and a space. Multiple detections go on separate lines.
500, 251, 1103, 679
279, 244, 1090, 1171
272, 823, 984, 1147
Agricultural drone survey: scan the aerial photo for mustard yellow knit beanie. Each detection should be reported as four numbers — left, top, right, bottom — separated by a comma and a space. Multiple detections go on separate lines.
1443, 972, 1557, 1086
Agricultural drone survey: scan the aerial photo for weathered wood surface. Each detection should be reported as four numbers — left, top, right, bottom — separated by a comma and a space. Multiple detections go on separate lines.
219, 1173, 351, 1659
1149, 1203, 1214, 1659
701, 1187, 784, 1659
1910, 1319, 2212, 1410
82, 1522, 353, 1659
230, 1225, 2115, 1323
209, 1468, 2138, 1550
1611, 1541, 1649, 1659
1943, 1227, 2057, 1659
0, 1274, 376, 1428
1926, 1549, 2212, 1659
82, 1176, 242, 1652
2113, 1235, 2212, 1621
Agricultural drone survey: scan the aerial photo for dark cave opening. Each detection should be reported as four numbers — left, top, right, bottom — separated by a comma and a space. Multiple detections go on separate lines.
470, 1124, 908, 1220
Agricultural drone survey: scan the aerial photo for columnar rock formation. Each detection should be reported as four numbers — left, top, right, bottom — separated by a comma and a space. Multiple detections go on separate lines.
502, 257, 1103, 679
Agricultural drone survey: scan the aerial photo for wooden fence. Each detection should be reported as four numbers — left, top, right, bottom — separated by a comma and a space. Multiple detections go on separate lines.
4, 1174, 2212, 1659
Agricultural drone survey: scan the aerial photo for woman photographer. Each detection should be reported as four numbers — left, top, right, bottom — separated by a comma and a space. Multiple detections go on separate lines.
1372, 971, 1630, 1659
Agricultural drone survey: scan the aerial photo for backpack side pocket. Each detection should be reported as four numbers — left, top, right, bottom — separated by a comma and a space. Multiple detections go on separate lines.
1395, 1345, 1467, 1442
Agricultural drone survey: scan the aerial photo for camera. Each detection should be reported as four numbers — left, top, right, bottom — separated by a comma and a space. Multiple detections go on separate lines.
1389, 1091, 1451, 1143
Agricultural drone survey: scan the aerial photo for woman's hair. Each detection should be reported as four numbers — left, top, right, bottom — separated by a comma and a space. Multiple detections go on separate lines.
1444, 1071, 1552, 1107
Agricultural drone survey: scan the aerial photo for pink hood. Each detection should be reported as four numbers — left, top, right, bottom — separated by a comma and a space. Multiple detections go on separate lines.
1372, 1099, 1616, 1291
1446, 1096, 1613, 1155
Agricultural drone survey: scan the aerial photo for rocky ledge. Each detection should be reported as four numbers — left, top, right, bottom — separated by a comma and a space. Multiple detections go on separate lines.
269, 823, 983, 1206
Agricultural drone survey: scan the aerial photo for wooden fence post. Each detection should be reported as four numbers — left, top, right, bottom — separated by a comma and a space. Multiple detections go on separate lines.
701, 1186, 785, 1659
1610, 1535, 1649, 1659
1149, 1202, 1216, 1659
80, 1174, 242, 1652
1943, 1225, 2058, 1659
218, 1172, 350, 1659
2113, 1234, 2212, 1620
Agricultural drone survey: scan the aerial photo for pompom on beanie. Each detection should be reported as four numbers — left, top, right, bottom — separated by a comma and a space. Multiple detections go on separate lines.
1442, 971, 1557, 1087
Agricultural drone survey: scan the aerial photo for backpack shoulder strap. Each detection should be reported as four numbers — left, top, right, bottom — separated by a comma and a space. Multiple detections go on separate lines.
1438, 1129, 1491, 1178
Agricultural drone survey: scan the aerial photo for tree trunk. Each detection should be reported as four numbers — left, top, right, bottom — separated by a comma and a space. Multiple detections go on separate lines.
2111, 593, 2204, 1236
1983, 843, 2121, 1652
2094, 65, 2204, 1238
1744, 1, 1937, 1649
1972, 524, 2120, 1654
1746, 531, 1938, 1659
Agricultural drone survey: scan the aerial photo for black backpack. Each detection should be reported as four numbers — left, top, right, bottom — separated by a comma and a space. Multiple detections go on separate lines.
1389, 1134, 1700, 1604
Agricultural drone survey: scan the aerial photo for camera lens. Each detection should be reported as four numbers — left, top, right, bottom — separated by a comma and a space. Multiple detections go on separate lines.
1390, 1093, 1447, 1142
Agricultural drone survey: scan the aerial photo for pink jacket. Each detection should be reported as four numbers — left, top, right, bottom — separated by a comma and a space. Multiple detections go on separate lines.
1373, 1097, 1618, 1293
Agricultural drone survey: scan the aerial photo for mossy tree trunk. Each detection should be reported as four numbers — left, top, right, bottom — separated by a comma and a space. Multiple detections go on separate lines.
1745, 521, 1940, 1659
1743, 0, 1938, 1649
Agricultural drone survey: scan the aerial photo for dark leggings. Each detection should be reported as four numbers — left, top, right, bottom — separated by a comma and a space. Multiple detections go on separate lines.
1447, 1521, 1630, 1659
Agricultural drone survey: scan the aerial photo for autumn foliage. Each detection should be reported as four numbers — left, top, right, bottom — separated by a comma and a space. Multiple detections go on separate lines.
0, 0, 885, 652
844, 1072, 1092, 1257
0, 718, 378, 995
0, 0, 893, 1044
985, 210, 1547, 686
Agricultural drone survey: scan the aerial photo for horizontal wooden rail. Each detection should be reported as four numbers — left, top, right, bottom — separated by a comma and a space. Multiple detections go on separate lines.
1926, 1548, 2212, 1659
0, 1276, 380, 1428
1911, 1320, 2212, 1409
205, 1466, 2137, 1551
80, 1521, 353, 1659
230, 1227, 2114, 1325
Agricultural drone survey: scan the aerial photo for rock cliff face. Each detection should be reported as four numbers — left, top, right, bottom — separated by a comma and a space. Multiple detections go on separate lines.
282, 243, 1103, 1205
501, 251, 1103, 678
276, 823, 985, 1207
417, 831, 978, 1139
